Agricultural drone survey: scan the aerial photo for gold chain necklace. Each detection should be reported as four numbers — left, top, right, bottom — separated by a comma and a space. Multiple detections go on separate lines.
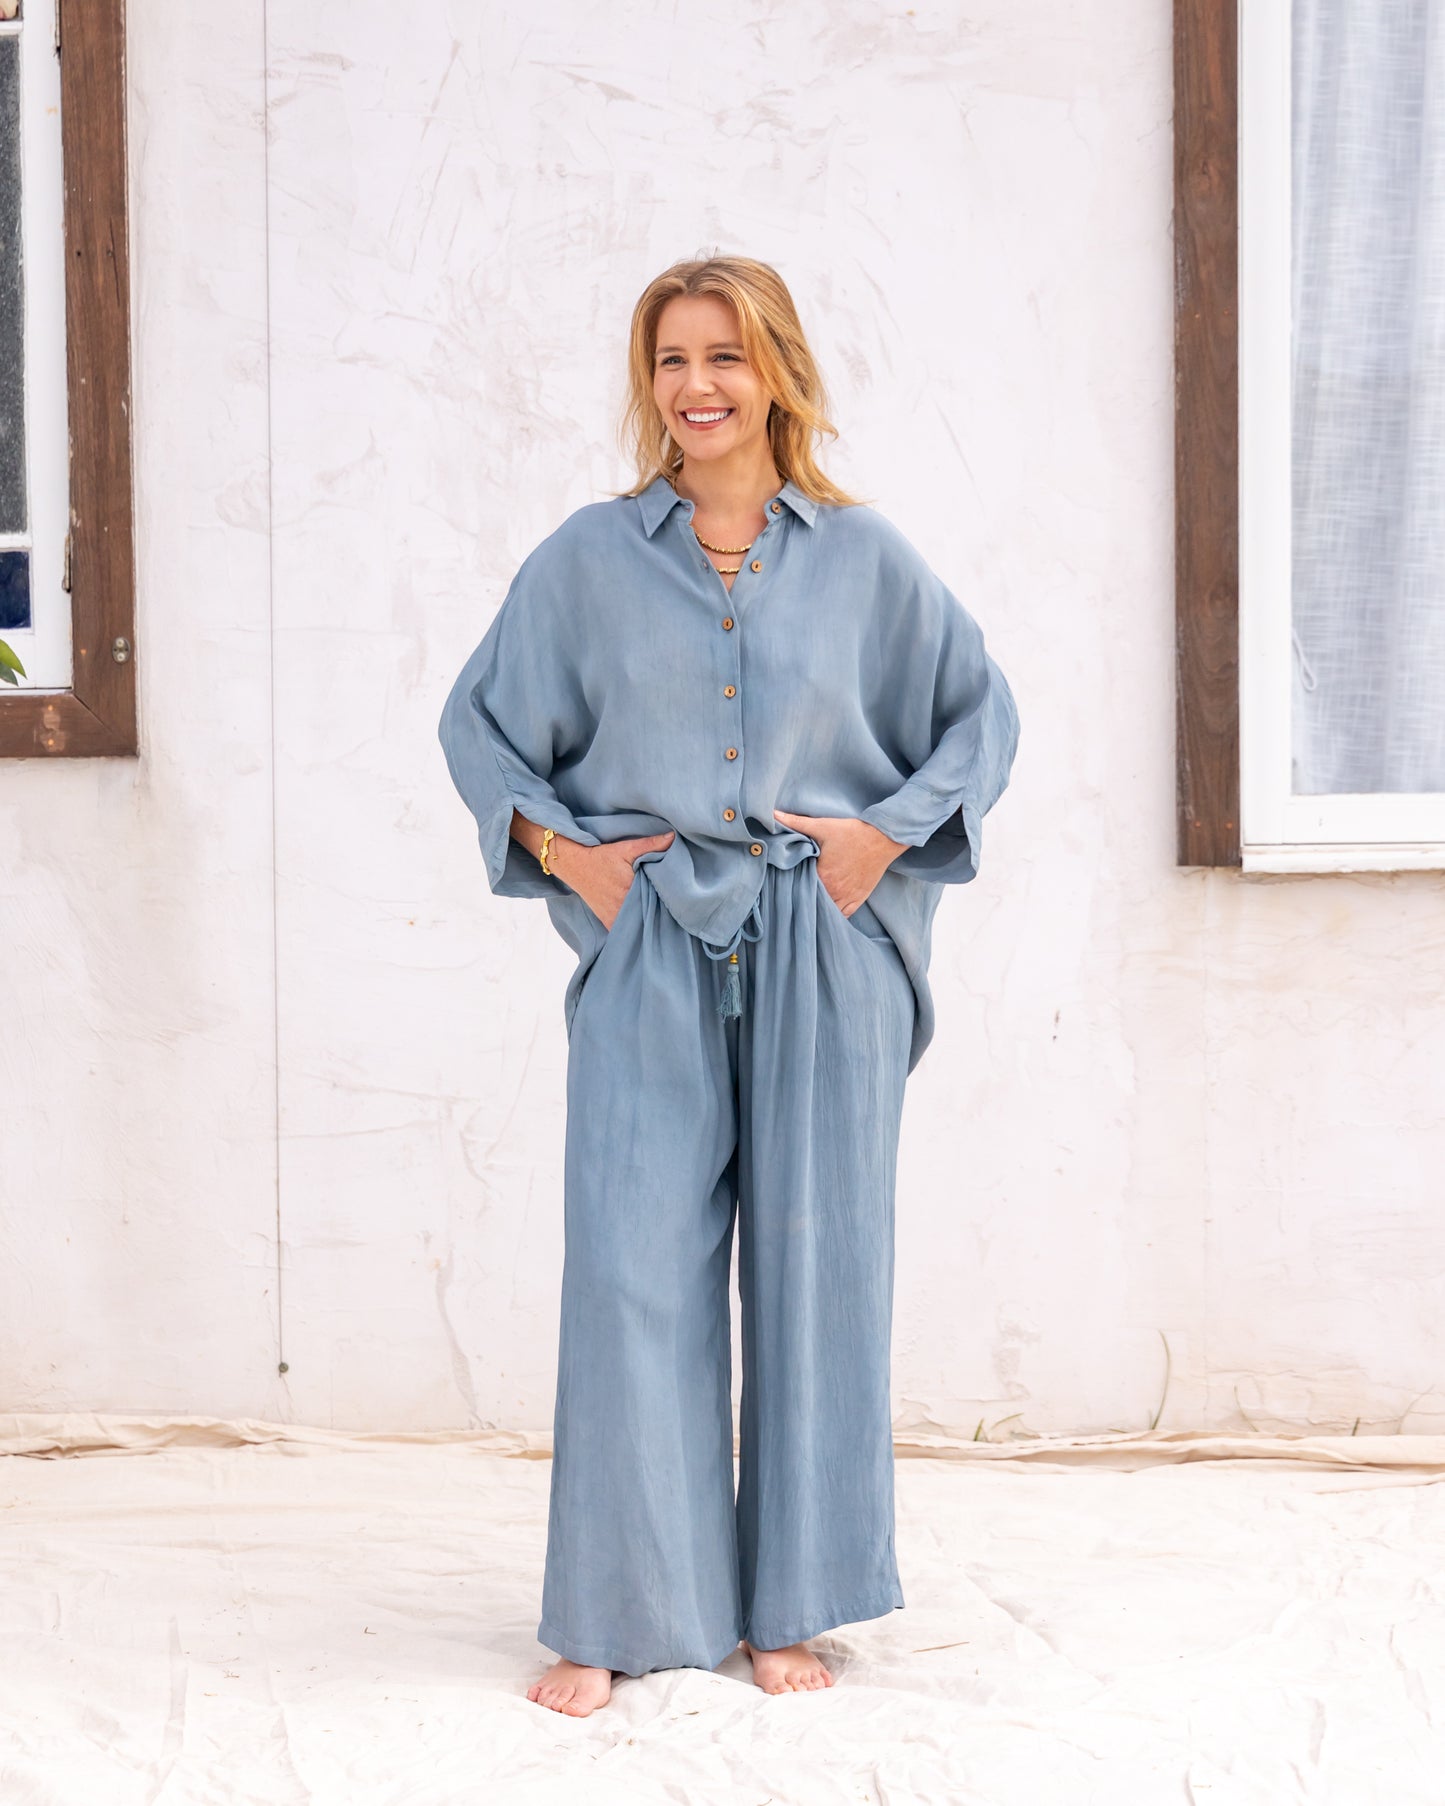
693, 528, 753, 576
666, 478, 757, 574
694, 531, 754, 554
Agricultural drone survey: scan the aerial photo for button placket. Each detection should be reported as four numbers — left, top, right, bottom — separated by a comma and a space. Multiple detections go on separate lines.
720, 609, 740, 806
720, 543, 747, 829
672, 498, 783, 836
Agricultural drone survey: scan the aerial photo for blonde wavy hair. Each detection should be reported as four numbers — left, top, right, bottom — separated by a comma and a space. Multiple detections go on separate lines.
611, 255, 865, 507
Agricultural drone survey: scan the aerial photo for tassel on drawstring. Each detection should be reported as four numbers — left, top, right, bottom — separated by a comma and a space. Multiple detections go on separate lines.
701, 893, 765, 1020
718, 952, 742, 1019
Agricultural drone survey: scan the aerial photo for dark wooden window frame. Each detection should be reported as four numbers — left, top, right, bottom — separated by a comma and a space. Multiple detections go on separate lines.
0, 0, 135, 758
1174, 0, 1238, 865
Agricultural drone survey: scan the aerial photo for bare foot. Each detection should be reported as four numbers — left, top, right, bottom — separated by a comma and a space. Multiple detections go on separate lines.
742, 1637, 835, 1693
526, 1656, 614, 1715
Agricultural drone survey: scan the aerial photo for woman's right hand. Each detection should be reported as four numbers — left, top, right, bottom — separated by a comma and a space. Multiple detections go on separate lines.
550, 831, 675, 930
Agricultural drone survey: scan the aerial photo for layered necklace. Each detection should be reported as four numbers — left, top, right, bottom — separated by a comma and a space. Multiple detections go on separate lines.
666, 476, 758, 575
692, 528, 754, 576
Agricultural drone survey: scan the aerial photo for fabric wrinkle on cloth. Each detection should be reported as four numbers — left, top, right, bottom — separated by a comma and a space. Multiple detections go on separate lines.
437, 471, 1022, 1076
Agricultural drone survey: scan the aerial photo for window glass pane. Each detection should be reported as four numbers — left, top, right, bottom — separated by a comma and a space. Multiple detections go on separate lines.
1291, 0, 1445, 794
0, 546, 29, 629
0, 30, 26, 535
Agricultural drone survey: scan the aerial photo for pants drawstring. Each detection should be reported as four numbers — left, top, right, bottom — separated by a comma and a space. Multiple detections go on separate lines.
700, 894, 766, 1019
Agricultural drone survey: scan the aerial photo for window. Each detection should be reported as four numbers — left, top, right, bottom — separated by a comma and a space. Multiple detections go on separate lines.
1176, 0, 1445, 870
1, 0, 64, 678
0, 0, 135, 758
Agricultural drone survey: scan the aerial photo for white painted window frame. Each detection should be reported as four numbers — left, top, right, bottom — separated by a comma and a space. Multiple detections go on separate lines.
0, 0, 70, 690
1238, 0, 1445, 873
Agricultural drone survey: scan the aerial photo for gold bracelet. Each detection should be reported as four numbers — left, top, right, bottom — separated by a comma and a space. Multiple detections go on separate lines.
539, 826, 556, 876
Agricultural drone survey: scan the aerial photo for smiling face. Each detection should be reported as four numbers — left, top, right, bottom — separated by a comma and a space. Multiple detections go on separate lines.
651, 293, 776, 467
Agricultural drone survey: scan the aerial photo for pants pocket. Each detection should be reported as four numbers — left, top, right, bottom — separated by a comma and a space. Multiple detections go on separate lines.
846, 897, 894, 944
813, 860, 893, 944
565, 869, 645, 1036
604, 864, 643, 934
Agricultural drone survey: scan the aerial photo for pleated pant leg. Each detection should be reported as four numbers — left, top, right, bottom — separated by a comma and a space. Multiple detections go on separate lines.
536, 853, 915, 1678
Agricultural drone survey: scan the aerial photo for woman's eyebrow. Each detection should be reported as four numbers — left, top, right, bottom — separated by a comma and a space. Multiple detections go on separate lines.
655, 341, 745, 354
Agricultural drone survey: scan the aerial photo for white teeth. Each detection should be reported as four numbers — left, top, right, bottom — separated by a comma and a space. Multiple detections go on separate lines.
683, 409, 731, 423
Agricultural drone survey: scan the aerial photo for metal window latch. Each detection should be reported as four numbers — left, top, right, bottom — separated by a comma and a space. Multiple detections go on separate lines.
112, 637, 131, 664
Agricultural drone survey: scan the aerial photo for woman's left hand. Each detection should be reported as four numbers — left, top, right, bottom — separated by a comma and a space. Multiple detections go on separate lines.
773, 808, 909, 917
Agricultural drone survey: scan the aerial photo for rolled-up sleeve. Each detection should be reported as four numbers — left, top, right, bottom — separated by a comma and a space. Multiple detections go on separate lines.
437, 551, 600, 901
857, 551, 1021, 886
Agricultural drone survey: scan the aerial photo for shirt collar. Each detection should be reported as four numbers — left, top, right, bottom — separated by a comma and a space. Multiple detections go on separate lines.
636, 472, 820, 537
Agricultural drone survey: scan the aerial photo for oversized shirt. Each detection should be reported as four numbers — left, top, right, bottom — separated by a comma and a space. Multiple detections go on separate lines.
438, 472, 1021, 1072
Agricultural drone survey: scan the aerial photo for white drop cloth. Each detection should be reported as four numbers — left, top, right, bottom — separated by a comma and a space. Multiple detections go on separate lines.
1, 1417, 1442, 1804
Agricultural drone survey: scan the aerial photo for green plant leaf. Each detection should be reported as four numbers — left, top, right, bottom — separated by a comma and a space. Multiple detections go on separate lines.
0, 638, 26, 680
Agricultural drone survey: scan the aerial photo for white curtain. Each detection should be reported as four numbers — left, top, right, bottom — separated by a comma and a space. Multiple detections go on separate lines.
1291, 0, 1445, 793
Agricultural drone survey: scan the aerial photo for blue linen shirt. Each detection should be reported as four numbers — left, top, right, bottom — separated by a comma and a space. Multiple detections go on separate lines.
438, 472, 1021, 1069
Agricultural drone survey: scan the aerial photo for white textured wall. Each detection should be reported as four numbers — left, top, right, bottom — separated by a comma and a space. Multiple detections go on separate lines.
3, 0, 1442, 1436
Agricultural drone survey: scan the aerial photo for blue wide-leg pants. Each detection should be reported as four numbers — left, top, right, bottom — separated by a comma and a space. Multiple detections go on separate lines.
537, 852, 916, 1678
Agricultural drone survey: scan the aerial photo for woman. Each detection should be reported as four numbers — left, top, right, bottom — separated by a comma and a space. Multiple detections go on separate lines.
438, 255, 1020, 1717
